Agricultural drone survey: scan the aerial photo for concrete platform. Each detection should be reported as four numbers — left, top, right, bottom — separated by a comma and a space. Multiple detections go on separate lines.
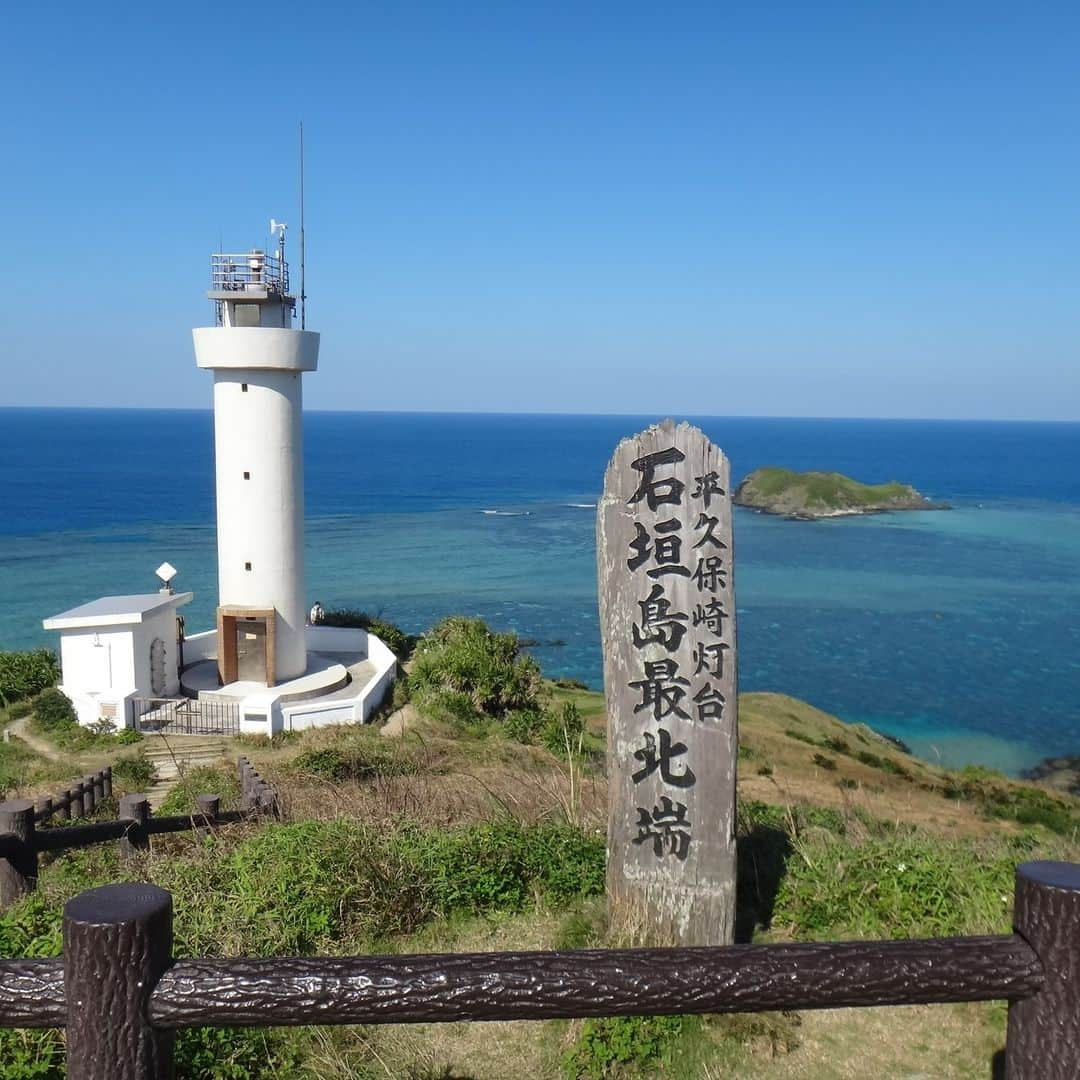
170, 624, 398, 735
181, 651, 354, 703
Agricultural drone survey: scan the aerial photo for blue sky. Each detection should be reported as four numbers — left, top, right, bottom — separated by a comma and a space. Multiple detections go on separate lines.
2, 3, 1078, 419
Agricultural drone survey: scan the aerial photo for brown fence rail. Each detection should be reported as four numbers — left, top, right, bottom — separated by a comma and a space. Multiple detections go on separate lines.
0, 757, 277, 909
0, 861, 1077, 1078
29, 766, 113, 824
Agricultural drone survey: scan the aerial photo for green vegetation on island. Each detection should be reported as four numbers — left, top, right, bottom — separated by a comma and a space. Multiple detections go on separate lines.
734, 466, 949, 520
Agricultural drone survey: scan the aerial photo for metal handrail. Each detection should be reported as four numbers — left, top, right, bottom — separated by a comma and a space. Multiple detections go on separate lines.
210, 251, 289, 294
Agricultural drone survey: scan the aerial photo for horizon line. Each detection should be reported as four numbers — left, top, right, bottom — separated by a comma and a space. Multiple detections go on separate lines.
0, 404, 1078, 426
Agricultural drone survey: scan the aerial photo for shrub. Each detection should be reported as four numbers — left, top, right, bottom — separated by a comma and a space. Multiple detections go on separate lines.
503, 707, 543, 743
553, 677, 590, 691
27, 690, 143, 751
110, 754, 156, 791
565, 1015, 686, 1078
408, 617, 543, 727
32, 688, 77, 732
290, 742, 417, 782
941, 775, 1078, 836
0, 649, 59, 706
540, 700, 584, 754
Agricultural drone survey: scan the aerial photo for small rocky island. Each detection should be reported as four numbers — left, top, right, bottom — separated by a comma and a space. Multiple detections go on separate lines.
733, 467, 949, 520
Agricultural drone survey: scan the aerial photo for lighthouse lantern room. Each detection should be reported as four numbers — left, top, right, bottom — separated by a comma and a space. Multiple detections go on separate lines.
193, 224, 320, 687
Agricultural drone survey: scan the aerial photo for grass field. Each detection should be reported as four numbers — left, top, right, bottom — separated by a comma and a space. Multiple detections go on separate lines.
1, 683, 1075, 1077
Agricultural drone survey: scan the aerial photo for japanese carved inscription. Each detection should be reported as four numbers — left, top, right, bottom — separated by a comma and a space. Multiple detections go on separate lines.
597, 421, 737, 946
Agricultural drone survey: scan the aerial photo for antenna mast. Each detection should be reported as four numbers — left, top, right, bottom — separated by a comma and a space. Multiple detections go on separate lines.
299, 121, 307, 330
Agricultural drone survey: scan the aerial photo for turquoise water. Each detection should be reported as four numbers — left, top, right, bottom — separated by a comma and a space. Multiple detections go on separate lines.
2, 409, 1078, 773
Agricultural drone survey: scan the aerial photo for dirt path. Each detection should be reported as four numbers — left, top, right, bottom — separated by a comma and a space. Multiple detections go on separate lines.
8, 715, 65, 760
380, 703, 419, 738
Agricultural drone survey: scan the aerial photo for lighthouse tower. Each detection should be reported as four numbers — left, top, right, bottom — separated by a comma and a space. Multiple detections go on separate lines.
193, 227, 319, 687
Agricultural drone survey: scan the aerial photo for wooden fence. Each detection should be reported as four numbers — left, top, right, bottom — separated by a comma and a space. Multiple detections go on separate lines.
0, 757, 277, 909
0, 860, 1077, 1078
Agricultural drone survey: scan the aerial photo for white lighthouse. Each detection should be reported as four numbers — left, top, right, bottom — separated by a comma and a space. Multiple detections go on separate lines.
193, 227, 319, 687
43, 219, 397, 737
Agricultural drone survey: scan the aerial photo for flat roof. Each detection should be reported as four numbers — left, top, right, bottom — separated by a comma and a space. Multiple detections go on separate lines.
43, 592, 193, 631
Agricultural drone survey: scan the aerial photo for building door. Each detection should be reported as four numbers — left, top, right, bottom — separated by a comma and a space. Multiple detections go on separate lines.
235, 618, 268, 682
217, 607, 276, 687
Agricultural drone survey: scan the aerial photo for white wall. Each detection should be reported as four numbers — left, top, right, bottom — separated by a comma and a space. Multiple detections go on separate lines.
211, 369, 308, 680
304, 626, 367, 654
58, 629, 137, 727
279, 629, 398, 733
193, 327, 319, 372
130, 607, 183, 698
182, 629, 217, 665
60, 630, 135, 697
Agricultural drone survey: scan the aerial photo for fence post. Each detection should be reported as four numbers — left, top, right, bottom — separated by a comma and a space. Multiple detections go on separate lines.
35, 795, 53, 824
241, 763, 258, 811
1006, 861, 1080, 1078
64, 883, 174, 1079
56, 790, 70, 822
93, 771, 105, 805
0, 799, 36, 908
118, 795, 151, 859
195, 794, 219, 835
70, 783, 85, 819
103, 766, 113, 800
238, 757, 252, 802
82, 776, 97, 815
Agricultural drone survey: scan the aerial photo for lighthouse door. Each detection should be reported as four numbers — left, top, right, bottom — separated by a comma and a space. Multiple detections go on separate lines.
236, 619, 268, 682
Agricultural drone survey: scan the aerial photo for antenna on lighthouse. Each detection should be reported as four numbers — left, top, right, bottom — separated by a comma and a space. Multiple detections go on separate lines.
299, 121, 307, 330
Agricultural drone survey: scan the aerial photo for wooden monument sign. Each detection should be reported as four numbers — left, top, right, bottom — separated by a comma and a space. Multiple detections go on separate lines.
597, 420, 737, 946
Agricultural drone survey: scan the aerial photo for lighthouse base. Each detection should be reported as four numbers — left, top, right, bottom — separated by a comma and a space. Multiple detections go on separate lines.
178, 625, 398, 737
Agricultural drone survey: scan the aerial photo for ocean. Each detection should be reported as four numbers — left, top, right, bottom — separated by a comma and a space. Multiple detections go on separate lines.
2, 408, 1078, 775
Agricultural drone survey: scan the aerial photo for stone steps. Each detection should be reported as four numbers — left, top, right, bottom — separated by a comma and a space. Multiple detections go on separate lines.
140, 735, 232, 809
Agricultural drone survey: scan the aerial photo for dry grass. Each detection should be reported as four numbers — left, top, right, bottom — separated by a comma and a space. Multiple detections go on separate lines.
196, 688, 1076, 1078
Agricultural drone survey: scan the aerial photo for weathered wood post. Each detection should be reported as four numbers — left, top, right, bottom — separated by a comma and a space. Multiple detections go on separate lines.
0, 799, 37, 907
118, 795, 151, 859
1006, 861, 1080, 1077
82, 775, 97, 815
195, 794, 219, 835
56, 791, 71, 822
92, 771, 105, 805
102, 766, 113, 800
242, 765, 262, 812
70, 782, 85, 819
597, 420, 738, 946
35, 795, 53, 824
256, 782, 275, 815
64, 883, 175, 1078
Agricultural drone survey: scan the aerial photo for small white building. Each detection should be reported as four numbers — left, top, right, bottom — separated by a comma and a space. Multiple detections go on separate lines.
41, 591, 193, 728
